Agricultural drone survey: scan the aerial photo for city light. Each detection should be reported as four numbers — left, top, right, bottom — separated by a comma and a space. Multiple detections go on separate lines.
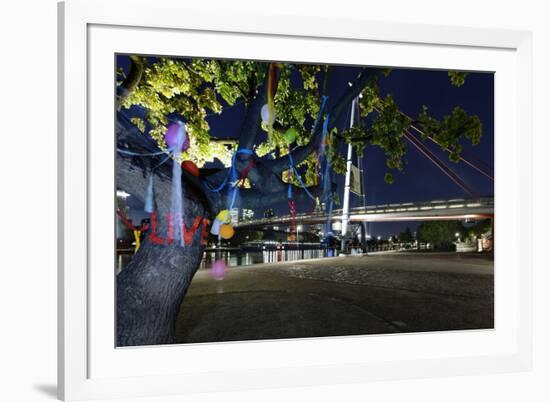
116, 190, 131, 199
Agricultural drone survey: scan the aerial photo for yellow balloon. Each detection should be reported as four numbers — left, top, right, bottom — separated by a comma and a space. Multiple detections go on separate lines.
216, 210, 231, 223
219, 224, 235, 240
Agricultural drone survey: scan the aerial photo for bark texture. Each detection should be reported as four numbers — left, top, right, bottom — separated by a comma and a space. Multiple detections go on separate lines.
116, 117, 214, 346
116, 211, 206, 346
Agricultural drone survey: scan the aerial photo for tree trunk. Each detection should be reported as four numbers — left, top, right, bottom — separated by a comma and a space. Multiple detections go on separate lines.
116, 211, 206, 346
116, 137, 214, 346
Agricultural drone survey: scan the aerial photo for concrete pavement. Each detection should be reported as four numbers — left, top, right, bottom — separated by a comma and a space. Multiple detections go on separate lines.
175, 252, 494, 344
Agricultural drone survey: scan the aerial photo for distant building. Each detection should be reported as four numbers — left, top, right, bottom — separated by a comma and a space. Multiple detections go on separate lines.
241, 209, 254, 221
229, 208, 239, 224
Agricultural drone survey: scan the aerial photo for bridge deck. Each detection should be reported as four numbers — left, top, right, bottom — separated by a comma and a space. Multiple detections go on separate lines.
234, 197, 494, 228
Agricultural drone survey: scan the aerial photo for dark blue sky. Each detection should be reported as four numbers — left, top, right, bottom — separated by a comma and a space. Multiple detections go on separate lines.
117, 56, 494, 238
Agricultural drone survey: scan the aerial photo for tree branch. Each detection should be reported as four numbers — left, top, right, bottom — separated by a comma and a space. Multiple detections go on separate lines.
117, 55, 145, 106
268, 67, 379, 174
226, 65, 284, 193
239, 184, 321, 211
236, 64, 283, 153
236, 65, 270, 152
116, 115, 220, 217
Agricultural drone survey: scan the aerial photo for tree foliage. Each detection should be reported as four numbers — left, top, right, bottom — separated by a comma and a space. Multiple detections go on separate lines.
117, 56, 484, 193
342, 71, 482, 184
398, 227, 414, 243
465, 219, 493, 238
417, 106, 482, 163
448, 71, 469, 87
417, 221, 464, 250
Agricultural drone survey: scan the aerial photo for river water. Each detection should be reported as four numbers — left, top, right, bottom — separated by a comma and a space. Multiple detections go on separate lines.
199, 248, 331, 270
116, 248, 336, 274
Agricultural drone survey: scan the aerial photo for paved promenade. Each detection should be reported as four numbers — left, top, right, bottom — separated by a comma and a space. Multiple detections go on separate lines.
175, 252, 494, 344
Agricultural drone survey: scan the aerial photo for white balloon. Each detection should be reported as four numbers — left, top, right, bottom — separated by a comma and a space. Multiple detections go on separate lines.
210, 218, 222, 235
261, 104, 275, 124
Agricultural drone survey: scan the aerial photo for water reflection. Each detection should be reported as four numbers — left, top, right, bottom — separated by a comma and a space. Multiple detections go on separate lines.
116, 248, 332, 273
200, 248, 329, 270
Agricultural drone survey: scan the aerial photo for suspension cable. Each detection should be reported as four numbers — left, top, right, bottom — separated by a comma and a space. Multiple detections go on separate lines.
403, 129, 477, 197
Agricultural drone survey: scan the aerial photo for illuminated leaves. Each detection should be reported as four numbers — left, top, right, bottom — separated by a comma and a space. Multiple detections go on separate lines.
183, 137, 234, 168
448, 71, 469, 87
273, 65, 321, 143
341, 74, 483, 184
330, 153, 347, 175
118, 57, 264, 165
358, 77, 384, 116
146, 58, 192, 97
342, 126, 370, 156
417, 106, 482, 163
296, 64, 321, 91
344, 75, 412, 181
118, 55, 484, 187
130, 117, 146, 133
368, 95, 411, 171
327, 133, 347, 176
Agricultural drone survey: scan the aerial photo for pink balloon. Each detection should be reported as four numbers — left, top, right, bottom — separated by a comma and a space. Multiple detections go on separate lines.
208, 259, 228, 281
164, 122, 189, 152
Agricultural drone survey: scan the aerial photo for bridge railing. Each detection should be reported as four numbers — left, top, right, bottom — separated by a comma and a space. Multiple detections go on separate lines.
348, 197, 494, 215
234, 197, 494, 227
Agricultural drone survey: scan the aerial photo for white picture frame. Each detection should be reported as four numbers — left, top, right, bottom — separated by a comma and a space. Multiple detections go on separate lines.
58, 0, 533, 400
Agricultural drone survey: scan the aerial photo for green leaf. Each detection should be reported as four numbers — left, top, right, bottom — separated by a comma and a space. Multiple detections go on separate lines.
448, 71, 468, 87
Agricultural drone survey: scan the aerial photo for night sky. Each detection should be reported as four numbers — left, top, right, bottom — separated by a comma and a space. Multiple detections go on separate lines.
117, 56, 494, 238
